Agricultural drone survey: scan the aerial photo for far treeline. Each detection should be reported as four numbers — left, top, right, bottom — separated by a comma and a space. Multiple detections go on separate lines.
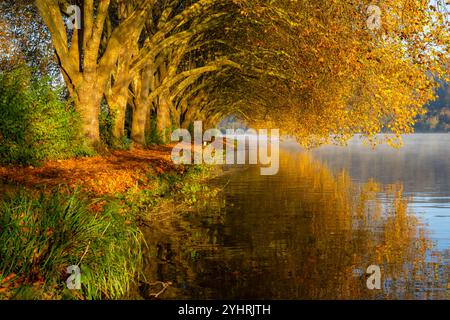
1, 0, 449, 162
416, 80, 450, 132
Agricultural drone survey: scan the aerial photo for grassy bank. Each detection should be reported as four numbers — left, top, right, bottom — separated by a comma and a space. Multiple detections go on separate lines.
0, 189, 142, 300
0, 153, 219, 300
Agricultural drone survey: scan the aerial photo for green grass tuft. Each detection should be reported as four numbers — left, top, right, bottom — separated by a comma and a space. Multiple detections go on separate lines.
0, 189, 143, 300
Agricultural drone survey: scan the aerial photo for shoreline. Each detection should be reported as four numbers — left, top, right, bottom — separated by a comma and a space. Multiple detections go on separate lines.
0, 145, 223, 300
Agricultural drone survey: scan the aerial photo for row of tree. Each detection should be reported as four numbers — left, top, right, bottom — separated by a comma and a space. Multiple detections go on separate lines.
1, 0, 449, 149
33, 0, 245, 146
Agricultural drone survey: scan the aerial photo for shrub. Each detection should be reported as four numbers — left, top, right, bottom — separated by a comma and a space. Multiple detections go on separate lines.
0, 189, 143, 300
0, 65, 90, 165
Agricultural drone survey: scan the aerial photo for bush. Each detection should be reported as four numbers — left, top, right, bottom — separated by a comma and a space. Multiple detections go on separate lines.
0, 189, 143, 299
0, 65, 90, 165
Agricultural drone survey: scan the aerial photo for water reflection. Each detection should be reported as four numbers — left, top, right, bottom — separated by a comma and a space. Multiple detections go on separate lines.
141, 136, 449, 300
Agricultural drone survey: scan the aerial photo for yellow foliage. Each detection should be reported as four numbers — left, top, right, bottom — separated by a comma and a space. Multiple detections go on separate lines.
230, 0, 449, 147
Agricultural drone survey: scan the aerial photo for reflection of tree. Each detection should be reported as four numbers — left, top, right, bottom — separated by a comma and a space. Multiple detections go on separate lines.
139, 198, 227, 299
140, 152, 448, 300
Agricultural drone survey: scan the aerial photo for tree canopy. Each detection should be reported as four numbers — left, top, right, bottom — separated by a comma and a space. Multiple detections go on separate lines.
1, 0, 449, 148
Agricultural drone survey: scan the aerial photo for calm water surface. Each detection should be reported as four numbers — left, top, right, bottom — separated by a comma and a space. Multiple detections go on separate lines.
141, 134, 449, 300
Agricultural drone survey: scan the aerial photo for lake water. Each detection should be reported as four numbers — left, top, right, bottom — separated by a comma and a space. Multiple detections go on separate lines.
141, 134, 449, 300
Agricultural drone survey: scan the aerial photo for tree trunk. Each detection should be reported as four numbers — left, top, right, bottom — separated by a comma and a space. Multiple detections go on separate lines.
76, 78, 103, 147
36, 0, 152, 149
181, 108, 195, 129
171, 102, 181, 129
108, 88, 129, 141
131, 64, 154, 145
131, 99, 149, 145
156, 92, 172, 143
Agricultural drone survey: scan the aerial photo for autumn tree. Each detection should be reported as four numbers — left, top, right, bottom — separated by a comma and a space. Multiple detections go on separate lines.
222, 0, 450, 147
29, 0, 450, 148
104, 0, 236, 144
34, 0, 154, 147
124, 0, 241, 144
34, 0, 241, 146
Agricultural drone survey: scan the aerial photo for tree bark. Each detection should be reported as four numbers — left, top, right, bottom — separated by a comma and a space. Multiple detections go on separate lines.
131, 65, 154, 145
75, 72, 103, 145
156, 91, 172, 143
107, 85, 129, 141
111, 94, 128, 141
35, 0, 152, 148
131, 99, 149, 145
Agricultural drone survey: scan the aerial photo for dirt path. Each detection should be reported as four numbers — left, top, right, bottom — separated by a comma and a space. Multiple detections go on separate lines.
0, 145, 181, 196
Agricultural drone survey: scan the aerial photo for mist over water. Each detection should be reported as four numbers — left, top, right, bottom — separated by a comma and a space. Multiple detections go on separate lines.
310, 134, 450, 193
310, 134, 450, 251
142, 134, 449, 300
